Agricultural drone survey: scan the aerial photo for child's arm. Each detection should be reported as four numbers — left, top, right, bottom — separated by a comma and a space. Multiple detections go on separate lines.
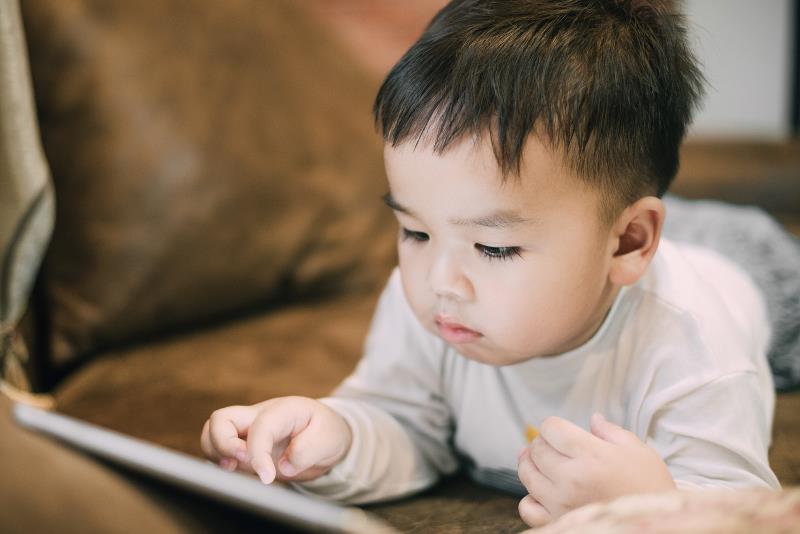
201, 269, 457, 504
291, 268, 459, 502
642, 370, 779, 490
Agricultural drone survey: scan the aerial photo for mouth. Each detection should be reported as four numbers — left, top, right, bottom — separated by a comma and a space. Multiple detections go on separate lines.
435, 316, 483, 344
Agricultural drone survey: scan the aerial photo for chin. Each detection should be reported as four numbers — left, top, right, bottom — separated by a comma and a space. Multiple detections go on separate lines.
453, 345, 523, 366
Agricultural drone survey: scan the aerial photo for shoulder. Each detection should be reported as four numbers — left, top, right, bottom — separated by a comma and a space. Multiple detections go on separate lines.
639, 238, 766, 321
619, 239, 772, 389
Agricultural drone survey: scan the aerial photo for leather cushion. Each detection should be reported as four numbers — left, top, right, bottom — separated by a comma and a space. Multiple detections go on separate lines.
1, 391, 197, 534
21, 0, 396, 372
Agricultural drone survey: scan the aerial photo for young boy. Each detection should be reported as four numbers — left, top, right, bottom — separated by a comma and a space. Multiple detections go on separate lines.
201, 0, 780, 527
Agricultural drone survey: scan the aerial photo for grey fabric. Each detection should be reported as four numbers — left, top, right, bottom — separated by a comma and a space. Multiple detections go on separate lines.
663, 195, 800, 391
0, 0, 54, 327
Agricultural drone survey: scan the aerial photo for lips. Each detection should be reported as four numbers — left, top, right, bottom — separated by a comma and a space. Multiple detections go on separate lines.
435, 316, 483, 344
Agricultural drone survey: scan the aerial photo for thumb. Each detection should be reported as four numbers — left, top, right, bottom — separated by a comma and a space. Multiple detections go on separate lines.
590, 413, 636, 445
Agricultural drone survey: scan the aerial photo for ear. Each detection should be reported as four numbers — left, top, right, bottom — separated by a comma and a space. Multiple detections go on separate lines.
608, 196, 665, 286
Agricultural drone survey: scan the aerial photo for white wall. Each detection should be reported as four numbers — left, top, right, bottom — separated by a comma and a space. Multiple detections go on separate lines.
684, 0, 794, 139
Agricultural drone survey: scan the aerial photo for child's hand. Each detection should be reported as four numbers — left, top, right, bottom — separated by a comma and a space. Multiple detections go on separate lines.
200, 396, 352, 484
517, 413, 675, 528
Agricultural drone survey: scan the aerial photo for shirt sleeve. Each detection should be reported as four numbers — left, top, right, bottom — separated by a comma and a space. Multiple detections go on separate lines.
645, 370, 780, 491
291, 269, 459, 503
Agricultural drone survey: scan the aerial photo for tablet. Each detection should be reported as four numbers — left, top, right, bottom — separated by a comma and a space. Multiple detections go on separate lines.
13, 403, 397, 534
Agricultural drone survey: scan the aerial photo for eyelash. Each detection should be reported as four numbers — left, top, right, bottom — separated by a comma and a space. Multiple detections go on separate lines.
400, 228, 522, 262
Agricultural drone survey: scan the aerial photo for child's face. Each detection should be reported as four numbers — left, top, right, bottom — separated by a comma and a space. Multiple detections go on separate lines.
384, 135, 621, 365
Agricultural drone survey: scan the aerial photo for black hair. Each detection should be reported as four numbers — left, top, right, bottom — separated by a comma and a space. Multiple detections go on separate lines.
374, 0, 705, 221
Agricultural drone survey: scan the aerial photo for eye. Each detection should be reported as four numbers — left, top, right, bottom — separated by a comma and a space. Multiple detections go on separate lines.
475, 243, 522, 261
401, 227, 429, 243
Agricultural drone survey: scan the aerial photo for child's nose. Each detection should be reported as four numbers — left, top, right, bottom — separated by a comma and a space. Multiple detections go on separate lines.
429, 253, 474, 301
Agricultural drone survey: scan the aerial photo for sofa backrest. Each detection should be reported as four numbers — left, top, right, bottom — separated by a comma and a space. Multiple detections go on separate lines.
21, 0, 397, 386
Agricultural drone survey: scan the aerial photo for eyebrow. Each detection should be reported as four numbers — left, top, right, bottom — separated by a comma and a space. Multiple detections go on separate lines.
382, 192, 535, 229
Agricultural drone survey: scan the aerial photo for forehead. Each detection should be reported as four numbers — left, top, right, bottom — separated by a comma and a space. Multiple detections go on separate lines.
383, 135, 592, 218
384, 135, 502, 183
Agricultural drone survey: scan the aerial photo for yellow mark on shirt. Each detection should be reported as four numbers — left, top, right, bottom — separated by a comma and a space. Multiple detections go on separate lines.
526, 424, 539, 443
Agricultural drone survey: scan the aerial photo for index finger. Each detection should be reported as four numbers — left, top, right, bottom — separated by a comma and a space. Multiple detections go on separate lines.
539, 416, 602, 458
246, 398, 314, 484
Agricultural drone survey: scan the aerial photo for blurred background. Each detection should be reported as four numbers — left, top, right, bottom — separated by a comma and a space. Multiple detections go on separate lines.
684, 0, 795, 140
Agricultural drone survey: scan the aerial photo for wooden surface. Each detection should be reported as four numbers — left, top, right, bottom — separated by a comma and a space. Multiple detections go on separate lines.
368, 473, 527, 533
770, 390, 800, 487
673, 141, 800, 234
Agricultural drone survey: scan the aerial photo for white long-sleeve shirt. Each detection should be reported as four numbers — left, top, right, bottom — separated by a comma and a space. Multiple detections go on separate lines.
295, 238, 780, 503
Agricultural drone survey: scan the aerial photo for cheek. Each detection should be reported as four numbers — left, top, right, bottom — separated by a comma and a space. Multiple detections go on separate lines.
478, 258, 590, 344
550, 246, 609, 310
398, 245, 423, 287
480, 268, 550, 333
398, 249, 430, 311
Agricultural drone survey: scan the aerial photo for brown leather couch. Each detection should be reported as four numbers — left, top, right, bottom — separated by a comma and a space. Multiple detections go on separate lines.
1, 1, 798, 532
